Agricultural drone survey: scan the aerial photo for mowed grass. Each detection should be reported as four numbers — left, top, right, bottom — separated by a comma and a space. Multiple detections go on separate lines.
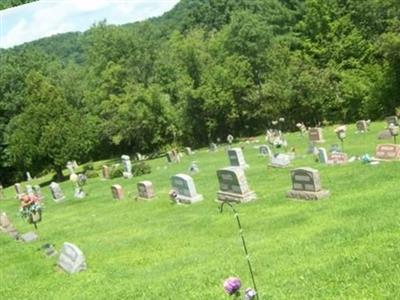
1, 121, 400, 299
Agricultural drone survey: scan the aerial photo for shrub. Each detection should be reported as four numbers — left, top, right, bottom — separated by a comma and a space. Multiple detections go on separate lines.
132, 162, 151, 177
109, 164, 124, 179
85, 170, 99, 178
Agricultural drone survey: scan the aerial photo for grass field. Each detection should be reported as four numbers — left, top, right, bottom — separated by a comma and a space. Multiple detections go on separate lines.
1, 121, 400, 299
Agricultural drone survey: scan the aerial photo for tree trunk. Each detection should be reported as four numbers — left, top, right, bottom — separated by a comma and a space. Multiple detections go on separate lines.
55, 166, 64, 182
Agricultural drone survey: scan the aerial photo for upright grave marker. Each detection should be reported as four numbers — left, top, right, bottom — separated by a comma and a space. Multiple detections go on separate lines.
49, 182, 65, 202
170, 174, 203, 204
121, 155, 132, 178
216, 167, 256, 203
58, 242, 87, 274
137, 181, 155, 199
308, 127, 325, 143
259, 145, 272, 157
33, 185, 44, 200
386, 116, 399, 126
287, 167, 330, 200
0, 212, 20, 239
356, 120, 369, 133
185, 147, 193, 156
375, 144, 400, 160
228, 148, 248, 168
102, 165, 110, 180
111, 184, 124, 200
14, 183, 23, 199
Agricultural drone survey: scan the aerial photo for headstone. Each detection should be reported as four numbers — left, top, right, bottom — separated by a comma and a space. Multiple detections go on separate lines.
25, 185, 34, 196
0, 212, 19, 239
137, 181, 155, 199
227, 134, 234, 145
377, 129, 392, 140
308, 127, 325, 143
20, 232, 38, 243
308, 142, 319, 155
136, 153, 144, 161
102, 165, 110, 180
33, 185, 44, 201
227, 148, 248, 168
74, 187, 85, 199
49, 182, 65, 202
111, 184, 124, 200
57, 242, 87, 274
121, 155, 132, 178
166, 150, 180, 163
287, 167, 330, 200
170, 174, 203, 204
188, 161, 199, 173
259, 145, 272, 157
356, 120, 368, 133
14, 183, 24, 199
386, 116, 399, 126
26, 172, 32, 181
375, 144, 400, 160
209, 143, 218, 152
318, 148, 328, 164
184, 147, 193, 156
328, 152, 348, 164
216, 167, 256, 203
269, 154, 291, 168
66, 161, 76, 175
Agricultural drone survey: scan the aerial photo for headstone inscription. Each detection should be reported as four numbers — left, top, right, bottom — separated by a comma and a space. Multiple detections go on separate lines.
57, 242, 87, 274
170, 174, 203, 204
227, 148, 248, 168
308, 127, 325, 143
286, 167, 330, 200
375, 144, 400, 160
49, 182, 65, 202
137, 181, 155, 199
216, 167, 256, 203
111, 184, 124, 200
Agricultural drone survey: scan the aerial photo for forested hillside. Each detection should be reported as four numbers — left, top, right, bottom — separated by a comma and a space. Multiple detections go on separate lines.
0, 0, 37, 10
1, 0, 400, 185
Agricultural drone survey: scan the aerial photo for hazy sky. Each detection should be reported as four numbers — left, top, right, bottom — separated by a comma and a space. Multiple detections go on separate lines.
0, 0, 180, 48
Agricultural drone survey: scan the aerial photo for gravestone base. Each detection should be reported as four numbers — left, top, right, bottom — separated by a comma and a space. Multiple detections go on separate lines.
175, 194, 203, 204
268, 162, 289, 168
286, 189, 330, 200
123, 172, 133, 179
20, 232, 38, 243
53, 197, 66, 203
217, 190, 257, 203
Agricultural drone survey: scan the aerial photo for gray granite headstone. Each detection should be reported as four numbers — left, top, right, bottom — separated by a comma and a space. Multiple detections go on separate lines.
170, 174, 203, 204
216, 167, 256, 203
57, 242, 87, 274
318, 148, 328, 164
269, 154, 291, 168
121, 155, 132, 178
0, 212, 19, 239
137, 181, 155, 199
49, 182, 65, 202
259, 145, 272, 157
227, 148, 248, 168
20, 232, 38, 243
308, 127, 324, 143
287, 167, 330, 200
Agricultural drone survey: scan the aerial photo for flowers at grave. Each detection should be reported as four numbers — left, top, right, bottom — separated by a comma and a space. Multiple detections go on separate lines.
223, 277, 241, 296
244, 288, 257, 300
19, 194, 42, 227
169, 189, 177, 201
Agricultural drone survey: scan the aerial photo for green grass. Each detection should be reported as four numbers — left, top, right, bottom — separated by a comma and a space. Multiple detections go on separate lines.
1, 121, 400, 299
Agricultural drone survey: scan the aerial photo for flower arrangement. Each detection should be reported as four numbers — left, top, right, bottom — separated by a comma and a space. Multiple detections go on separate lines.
19, 194, 42, 229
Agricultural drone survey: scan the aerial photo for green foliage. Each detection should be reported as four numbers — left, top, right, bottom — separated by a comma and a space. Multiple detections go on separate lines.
109, 164, 124, 179
0, 0, 37, 10
131, 162, 151, 177
1, 0, 400, 185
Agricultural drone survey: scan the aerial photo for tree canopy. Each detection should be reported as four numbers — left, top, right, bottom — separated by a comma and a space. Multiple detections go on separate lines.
1, 0, 400, 185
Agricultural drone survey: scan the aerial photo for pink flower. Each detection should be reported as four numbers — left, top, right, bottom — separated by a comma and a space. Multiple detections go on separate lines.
223, 277, 241, 295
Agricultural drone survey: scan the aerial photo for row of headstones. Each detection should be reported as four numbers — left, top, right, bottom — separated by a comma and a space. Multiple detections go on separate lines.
0, 213, 86, 274
111, 165, 329, 203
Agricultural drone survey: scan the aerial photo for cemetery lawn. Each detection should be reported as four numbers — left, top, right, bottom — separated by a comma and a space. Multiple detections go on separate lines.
1, 121, 400, 299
